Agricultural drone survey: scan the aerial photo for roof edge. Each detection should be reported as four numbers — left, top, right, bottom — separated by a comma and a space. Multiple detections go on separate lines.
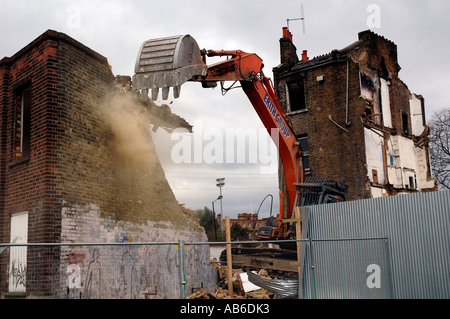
1, 29, 109, 67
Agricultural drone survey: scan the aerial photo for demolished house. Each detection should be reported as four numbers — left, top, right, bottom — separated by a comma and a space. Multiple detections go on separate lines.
273, 28, 437, 200
0, 30, 216, 298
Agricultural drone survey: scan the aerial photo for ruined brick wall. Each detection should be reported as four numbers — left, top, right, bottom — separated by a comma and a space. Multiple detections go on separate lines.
0, 30, 217, 298
347, 30, 412, 136
287, 60, 370, 200
0, 60, 8, 227
274, 42, 371, 200
0, 33, 61, 244
273, 30, 436, 200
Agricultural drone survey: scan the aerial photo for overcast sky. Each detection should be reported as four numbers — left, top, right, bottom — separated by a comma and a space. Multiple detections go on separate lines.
1, 0, 449, 219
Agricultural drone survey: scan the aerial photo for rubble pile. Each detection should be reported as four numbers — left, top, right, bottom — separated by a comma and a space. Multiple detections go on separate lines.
187, 264, 279, 299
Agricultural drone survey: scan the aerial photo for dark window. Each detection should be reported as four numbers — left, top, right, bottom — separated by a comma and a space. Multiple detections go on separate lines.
402, 111, 409, 135
379, 58, 389, 78
372, 169, 379, 184
13, 86, 31, 161
298, 135, 310, 172
287, 80, 306, 112
408, 176, 413, 189
360, 72, 383, 125
360, 72, 375, 100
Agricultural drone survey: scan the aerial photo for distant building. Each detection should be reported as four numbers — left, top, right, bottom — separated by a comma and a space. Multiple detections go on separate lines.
218, 213, 267, 238
273, 28, 437, 204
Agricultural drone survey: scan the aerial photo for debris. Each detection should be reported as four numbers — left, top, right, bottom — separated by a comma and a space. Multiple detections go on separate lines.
187, 264, 278, 299
113, 75, 193, 134
247, 271, 299, 299
239, 272, 261, 293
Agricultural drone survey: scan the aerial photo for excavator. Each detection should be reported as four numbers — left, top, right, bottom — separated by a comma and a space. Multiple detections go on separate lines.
133, 34, 347, 271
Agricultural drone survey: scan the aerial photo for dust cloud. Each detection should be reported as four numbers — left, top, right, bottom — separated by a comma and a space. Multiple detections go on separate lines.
98, 93, 159, 170
95, 92, 181, 223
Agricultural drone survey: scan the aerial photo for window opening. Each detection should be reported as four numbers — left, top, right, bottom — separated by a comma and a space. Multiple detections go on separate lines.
13, 86, 31, 161
402, 111, 409, 135
360, 72, 375, 100
298, 135, 310, 172
372, 169, 379, 184
360, 73, 383, 125
287, 80, 306, 112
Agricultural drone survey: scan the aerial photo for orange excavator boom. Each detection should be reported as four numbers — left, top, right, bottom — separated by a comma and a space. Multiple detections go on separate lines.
133, 35, 304, 236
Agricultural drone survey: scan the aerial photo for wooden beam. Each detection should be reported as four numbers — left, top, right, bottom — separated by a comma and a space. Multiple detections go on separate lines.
225, 216, 233, 296
294, 206, 302, 299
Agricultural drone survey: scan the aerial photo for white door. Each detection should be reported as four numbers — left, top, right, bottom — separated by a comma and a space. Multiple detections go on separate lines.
9, 212, 28, 292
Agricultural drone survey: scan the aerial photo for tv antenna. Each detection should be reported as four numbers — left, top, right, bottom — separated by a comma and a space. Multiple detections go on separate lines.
287, 3, 306, 34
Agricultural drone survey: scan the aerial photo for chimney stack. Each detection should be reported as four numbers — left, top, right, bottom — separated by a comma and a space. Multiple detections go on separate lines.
301, 50, 309, 61
282, 27, 293, 41
279, 27, 299, 69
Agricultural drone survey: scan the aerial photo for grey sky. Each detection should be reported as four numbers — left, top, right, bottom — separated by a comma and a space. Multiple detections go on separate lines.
1, 0, 449, 218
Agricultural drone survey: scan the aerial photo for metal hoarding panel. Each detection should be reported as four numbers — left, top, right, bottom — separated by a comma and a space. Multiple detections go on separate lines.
305, 190, 450, 299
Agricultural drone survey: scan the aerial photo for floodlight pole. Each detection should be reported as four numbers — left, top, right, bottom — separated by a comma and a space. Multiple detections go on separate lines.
212, 195, 222, 241
216, 178, 225, 232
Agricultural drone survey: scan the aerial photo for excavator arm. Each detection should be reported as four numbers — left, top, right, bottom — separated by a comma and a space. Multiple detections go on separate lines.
133, 35, 304, 238
194, 49, 303, 221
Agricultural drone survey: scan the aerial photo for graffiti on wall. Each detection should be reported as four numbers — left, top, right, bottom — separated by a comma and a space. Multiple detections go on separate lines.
63, 230, 185, 299
9, 259, 27, 291
61, 204, 216, 299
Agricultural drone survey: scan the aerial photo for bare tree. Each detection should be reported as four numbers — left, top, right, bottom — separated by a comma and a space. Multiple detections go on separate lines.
429, 108, 450, 190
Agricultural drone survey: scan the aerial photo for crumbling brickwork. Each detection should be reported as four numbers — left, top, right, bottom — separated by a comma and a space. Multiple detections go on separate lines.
273, 29, 437, 201
0, 30, 216, 298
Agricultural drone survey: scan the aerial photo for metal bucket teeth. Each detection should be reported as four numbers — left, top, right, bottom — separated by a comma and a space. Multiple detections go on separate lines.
133, 35, 207, 100
173, 86, 180, 99
151, 88, 159, 101
162, 87, 170, 100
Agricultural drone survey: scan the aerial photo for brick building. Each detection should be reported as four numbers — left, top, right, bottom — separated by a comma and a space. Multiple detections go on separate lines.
231, 213, 266, 231
0, 30, 216, 298
217, 213, 267, 238
273, 28, 437, 201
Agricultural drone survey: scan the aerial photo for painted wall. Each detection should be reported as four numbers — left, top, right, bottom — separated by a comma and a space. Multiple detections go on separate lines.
380, 78, 392, 128
365, 128, 435, 196
364, 128, 385, 188
409, 94, 425, 136
60, 202, 218, 299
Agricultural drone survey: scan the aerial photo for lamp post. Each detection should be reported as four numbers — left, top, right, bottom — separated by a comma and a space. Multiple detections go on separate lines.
212, 195, 222, 241
216, 178, 225, 232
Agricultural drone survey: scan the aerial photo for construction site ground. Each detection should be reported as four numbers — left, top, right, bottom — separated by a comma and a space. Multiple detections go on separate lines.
188, 245, 300, 299
187, 264, 279, 299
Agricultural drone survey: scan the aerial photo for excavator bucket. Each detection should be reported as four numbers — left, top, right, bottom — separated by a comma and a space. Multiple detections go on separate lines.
133, 35, 207, 100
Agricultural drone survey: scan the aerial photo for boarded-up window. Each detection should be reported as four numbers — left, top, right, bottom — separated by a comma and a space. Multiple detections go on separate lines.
9, 212, 28, 293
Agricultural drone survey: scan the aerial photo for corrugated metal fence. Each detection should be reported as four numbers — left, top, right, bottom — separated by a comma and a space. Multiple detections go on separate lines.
1, 190, 448, 299
301, 237, 393, 299
303, 190, 450, 299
